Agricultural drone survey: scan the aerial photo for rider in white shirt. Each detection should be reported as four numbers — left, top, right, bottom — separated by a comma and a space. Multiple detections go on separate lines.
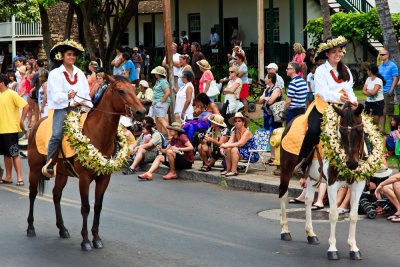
42, 40, 92, 178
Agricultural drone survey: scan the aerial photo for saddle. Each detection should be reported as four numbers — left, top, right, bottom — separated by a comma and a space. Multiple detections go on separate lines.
281, 98, 324, 159
36, 109, 88, 158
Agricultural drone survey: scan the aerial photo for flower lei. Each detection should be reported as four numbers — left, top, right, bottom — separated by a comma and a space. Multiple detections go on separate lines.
63, 72, 78, 85
320, 105, 384, 182
317, 36, 348, 54
64, 111, 130, 175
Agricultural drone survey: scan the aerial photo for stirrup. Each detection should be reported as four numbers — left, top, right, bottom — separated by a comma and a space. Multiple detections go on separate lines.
42, 159, 57, 179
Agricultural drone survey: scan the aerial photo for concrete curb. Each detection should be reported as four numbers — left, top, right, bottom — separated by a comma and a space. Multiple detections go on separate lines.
143, 164, 303, 197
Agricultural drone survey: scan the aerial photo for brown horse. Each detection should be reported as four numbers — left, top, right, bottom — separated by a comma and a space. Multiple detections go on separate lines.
27, 75, 146, 251
279, 104, 366, 260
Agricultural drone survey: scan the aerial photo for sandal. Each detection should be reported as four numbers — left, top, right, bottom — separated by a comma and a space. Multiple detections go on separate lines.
163, 172, 177, 180
122, 168, 136, 175
289, 198, 305, 204
138, 173, 152, 180
16, 180, 24, 186
201, 166, 211, 172
220, 170, 228, 175
1, 178, 13, 184
225, 172, 238, 177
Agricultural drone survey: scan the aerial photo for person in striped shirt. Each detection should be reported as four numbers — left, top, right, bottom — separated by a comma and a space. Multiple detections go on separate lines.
283, 61, 308, 124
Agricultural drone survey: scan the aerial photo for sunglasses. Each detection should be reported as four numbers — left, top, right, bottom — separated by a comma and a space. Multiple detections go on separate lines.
286, 67, 294, 71
234, 119, 243, 123
380, 54, 387, 56
229, 71, 235, 73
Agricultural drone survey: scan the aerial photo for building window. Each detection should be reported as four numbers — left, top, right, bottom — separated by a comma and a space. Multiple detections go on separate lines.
189, 13, 201, 32
265, 8, 279, 43
188, 13, 201, 43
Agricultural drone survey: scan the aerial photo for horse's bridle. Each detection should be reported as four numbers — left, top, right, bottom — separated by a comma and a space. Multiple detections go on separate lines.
74, 81, 137, 118
338, 121, 365, 161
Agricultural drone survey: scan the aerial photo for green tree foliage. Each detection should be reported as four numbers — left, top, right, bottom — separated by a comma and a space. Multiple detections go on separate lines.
305, 8, 400, 47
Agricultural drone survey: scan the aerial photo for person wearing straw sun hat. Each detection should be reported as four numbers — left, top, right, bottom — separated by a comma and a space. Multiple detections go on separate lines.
293, 36, 358, 178
138, 122, 194, 180
42, 39, 92, 178
197, 59, 215, 100
220, 112, 259, 176
198, 114, 229, 172
149, 66, 171, 135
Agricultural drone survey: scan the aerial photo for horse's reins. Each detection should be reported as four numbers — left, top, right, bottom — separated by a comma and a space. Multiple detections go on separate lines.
74, 81, 136, 117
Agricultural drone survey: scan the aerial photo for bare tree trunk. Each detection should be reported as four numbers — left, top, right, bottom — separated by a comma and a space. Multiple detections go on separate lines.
39, 4, 52, 62
376, 0, 400, 67
320, 0, 331, 40
104, 0, 140, 73
64, 4, 74, 40
79, 1, 97, 59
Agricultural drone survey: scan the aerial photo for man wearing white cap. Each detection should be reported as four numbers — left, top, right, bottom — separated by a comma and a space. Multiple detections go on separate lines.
266, 63, 284, 89
137, 80, 153, 107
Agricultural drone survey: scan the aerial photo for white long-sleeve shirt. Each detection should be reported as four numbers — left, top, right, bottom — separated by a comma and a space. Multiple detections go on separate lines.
47, 64, 93, 109
314, 61, 356, 103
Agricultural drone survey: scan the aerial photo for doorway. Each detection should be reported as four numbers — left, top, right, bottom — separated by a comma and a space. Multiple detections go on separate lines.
224, 18, 238, 47
143, 22, 153, 47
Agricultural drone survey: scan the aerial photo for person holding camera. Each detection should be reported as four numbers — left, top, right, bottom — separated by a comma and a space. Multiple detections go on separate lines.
198, 115, 229, 172
138, 122, 194, 180
259, 72, 282, 164
123, 120, 162, 175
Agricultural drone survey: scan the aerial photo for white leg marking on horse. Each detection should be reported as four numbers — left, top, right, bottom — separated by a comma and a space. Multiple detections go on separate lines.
280, 191, 289, 234
347, 181, 365, 252
327, 181, 343, 252
305, 176, 317, 237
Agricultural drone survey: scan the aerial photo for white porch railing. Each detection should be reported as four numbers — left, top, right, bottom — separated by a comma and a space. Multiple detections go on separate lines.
0, 20, 42, 38
15, 21, 42, 37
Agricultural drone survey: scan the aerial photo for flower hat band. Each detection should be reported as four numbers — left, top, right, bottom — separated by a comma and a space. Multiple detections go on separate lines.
50, 39, 84, 62
317, 36, 348, 54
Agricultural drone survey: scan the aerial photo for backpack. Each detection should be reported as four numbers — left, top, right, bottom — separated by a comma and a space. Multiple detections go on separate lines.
158, 131, 168, 149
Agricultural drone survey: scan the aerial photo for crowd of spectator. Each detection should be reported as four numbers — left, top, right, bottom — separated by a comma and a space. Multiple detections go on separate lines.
2, 37, 400, 223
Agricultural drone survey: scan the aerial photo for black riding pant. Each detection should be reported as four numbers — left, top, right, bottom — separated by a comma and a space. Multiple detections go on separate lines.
298, 106, 323, 162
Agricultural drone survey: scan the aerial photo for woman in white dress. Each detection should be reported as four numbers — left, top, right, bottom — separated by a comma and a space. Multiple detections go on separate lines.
174, 70, 194, 122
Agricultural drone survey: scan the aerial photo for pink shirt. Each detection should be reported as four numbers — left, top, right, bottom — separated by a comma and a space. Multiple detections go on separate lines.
18, 77, 31, 96
199, 70, 214, 93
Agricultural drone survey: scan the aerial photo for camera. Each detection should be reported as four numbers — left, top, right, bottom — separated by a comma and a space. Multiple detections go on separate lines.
197, 133, 205, 140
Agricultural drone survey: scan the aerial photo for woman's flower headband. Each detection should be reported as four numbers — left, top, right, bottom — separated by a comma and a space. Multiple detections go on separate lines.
317, 36, 348, 54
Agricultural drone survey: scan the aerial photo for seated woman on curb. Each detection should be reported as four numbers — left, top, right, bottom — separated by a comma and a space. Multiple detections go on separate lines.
220, 112, 259, 176
123, 121, 161, 175
198, 114, 229, 172
182, 93, 220, 141
138, 122, 194, 180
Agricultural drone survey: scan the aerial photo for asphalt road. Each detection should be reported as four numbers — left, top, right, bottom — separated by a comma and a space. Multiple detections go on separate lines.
0, 160, 399, 267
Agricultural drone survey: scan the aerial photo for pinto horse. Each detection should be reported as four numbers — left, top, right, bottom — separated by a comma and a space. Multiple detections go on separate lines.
27, 75, 146, 251
279, 103, 366, 260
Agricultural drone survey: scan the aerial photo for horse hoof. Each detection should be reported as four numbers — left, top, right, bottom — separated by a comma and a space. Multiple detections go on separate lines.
59, 229, 70, 239
81, 242, 92, 252
307, 236, 320, 245
27, 228, 36, 237
281, 232, 292, 241
92, 239, 104, 249
350, 251, 362, 260
327, 251, 340, 260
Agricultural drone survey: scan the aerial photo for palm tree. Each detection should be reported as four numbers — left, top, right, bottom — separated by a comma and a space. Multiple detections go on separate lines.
375, 0, 400, 66
320, 0, 331, 40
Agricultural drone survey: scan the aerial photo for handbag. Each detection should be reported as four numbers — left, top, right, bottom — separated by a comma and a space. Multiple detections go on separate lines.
269, 100, 285, 122
205, 80, 220, 97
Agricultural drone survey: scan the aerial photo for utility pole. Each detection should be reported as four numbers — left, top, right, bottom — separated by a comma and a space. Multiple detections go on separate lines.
162, 0, 176, 123
257, 0, 265, 82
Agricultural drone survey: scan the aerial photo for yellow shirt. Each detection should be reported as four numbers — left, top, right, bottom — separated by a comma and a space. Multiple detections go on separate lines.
0, 89, 27, 134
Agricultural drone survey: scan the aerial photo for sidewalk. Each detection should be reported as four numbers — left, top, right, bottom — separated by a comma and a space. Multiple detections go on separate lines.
144, 159, 303, 197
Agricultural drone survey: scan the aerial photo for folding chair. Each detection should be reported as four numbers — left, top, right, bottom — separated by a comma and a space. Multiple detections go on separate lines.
395, 140, 400, 171
241, 129, 271, 174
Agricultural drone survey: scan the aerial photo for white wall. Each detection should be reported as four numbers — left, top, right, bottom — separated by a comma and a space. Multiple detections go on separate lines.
170, 0, 306, 46
127, 13, 164, 48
